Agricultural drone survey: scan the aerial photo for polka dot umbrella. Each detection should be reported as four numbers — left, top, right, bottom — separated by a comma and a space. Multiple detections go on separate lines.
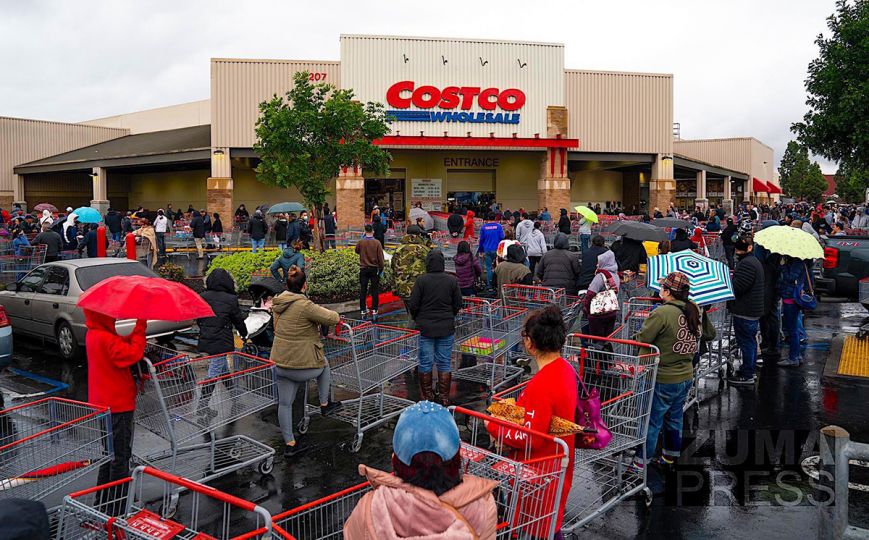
646, 250, 734, 306
753, 225, 824, 260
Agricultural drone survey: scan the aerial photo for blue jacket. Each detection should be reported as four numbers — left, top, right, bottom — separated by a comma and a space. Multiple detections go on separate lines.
270, 247, 305, 282
477, 222, 504, 254
778, 259, 812, 301
286, 219, 301, 244
12, 234, 30, 255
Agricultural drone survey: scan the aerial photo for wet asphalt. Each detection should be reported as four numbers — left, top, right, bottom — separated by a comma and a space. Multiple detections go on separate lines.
5, 254, 869, 538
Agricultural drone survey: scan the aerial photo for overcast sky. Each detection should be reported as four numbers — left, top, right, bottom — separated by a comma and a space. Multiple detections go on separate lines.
0, 0, 839, 172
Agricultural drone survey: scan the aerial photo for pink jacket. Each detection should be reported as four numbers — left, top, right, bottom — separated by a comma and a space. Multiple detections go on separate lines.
343, 465, 498, 540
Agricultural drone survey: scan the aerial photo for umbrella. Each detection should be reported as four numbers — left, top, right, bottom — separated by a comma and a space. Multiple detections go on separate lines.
753, 225, 823, 260
606, 221, 668, 242
760, 219, 780, 229
267, 202, 307, 214
33, 203, 58, 213
573, 205, 599, 224
652, 218, 690, 229
72, 207, 102, 224
77, 276, 214, 321
647, 251, 734, 305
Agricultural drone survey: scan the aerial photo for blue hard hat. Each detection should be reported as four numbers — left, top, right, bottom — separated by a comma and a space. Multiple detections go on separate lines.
392, 401, 460, 466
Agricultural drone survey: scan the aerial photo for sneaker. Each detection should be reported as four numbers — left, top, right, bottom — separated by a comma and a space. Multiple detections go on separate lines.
628, 457, 646, 473
755, 356, 764, 366
284, 441, 307, 459
777, 359, 800, 367
371, 309, 378, 318
728, 374, 756, 386
361, 309, 370, 317
320, 400, 342, 416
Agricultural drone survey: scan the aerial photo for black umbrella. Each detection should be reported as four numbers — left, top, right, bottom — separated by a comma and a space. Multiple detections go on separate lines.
607, 221, 668, 242
652, 218, 691, 229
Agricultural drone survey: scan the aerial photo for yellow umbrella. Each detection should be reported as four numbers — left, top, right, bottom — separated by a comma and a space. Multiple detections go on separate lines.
574, 205, 599, 224
753, 225, 823, 260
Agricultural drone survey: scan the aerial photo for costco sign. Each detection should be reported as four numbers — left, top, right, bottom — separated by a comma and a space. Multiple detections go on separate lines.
386, 81, 525, 125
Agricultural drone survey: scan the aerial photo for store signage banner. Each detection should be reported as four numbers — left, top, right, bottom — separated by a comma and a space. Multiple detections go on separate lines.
387, 81, 524, 124
411, 178, 442, 211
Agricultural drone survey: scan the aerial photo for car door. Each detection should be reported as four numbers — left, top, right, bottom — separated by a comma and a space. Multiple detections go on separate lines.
3, 266, 46, 334
31, 265, 73, 337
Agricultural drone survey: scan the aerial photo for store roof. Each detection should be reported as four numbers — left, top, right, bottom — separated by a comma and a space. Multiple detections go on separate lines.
14, 124, 211, 174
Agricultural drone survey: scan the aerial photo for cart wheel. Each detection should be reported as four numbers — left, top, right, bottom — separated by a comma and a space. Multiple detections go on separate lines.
298, 417, 310, 434
258, 457, 274, 475
228, 442, 243, 460
643, 487, 653, 507
350, 433, 364, 453
161, 493, 179, 519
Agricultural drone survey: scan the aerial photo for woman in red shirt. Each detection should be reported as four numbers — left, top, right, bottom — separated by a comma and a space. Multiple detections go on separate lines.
486, 305, 577, 539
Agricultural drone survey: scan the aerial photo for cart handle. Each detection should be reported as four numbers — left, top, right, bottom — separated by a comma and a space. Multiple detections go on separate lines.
568, 333, 660, 356
272, 481, 371, 521
451, 406, 567, 453
0, 404, 108, 453
0, 395, 108, 416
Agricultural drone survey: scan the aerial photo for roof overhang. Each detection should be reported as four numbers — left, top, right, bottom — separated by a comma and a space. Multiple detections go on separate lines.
14, 149, 211, 174
673, 155, 749, 180
372, 135, 579, 150
766, 181, 782, 194
752, 177, 769, 192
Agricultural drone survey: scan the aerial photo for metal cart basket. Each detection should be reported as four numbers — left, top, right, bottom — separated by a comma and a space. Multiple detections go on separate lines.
453, 298, 527, 390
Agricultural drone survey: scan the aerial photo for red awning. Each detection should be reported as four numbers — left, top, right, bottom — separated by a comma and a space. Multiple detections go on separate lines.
766, 181, 782, 194
752, 177, 768, 192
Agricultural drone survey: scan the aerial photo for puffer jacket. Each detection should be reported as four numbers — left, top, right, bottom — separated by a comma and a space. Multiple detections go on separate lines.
248, 214, 269, 241
408, 250, 463, 338
197, 269, 248, 355
343, 465, 498, 540
447, 213, 465, 237
454, 252, 481, 289
86, 311, 146, 413
534, 233, 580, 295
577, 245, 608, 290
270, 292, 340, 369
728, 251, 765, 318
615, 237, 648, 271
270, 246, 305, 282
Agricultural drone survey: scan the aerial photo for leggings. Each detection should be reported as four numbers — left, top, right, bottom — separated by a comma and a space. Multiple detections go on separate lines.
275, 365, 332, 444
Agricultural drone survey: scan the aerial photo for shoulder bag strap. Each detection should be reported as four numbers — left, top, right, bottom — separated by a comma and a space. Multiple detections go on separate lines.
437, 500, 479, 539
804, 263, 814, 295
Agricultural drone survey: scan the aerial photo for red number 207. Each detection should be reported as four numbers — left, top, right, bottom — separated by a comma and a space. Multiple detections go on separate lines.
309, 72, 327, 81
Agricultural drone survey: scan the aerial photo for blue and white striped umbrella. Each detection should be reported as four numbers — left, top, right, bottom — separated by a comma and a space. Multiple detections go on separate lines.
646, 251, 734, 305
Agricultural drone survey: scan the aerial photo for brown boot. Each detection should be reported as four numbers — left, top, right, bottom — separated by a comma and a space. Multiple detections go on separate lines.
437, 372, 452, 407
418, 371, 435, 402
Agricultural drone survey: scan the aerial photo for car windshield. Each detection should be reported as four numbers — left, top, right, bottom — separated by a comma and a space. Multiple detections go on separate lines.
75, 263, 158, 292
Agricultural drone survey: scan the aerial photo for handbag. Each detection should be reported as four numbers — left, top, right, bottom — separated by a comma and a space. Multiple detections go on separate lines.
589, 270, 619, 317
575, 363, 612, 450
794, 264, 817, 311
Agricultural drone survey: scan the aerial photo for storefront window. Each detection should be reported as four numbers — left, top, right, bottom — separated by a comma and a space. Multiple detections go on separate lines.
365, 177, 405, 218
675, 179, 697, 210
447, 191, 496, 215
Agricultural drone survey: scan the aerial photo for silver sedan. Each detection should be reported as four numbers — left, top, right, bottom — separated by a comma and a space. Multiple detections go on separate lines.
1, 258, 191, 361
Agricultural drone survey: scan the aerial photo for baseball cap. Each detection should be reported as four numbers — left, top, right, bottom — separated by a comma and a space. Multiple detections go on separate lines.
658, 271, 690, 293
392, 401, 460, 466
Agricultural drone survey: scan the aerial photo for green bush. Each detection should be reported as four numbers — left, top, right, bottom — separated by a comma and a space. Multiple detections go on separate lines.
155, 262, 186, 282
208, 249, 280, 292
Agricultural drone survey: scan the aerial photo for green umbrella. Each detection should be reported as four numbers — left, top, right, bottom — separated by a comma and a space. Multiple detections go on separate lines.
754, 225, 823, 260
574, 205, 599, 224
267, 202, 307, 214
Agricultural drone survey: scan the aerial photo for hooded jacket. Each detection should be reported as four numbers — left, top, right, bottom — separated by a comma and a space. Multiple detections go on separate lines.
588, 250, 621, 294
635, 299, 716, 384
534, 233, 580, 295
270, 291, 340, 370
198, 269, 248, 355
576, 245, 608, 291
408, 250, 463, 338
104, 210, 121, 233
728, 250, 765, 318
494, 244, 532, 293
514, 218, 534, 245
525, 228, 548, 257
463, 210, 476, 239
39, 209, 53, 227
454, 251, 482, 289
86, 311, 147, 413
270, 246, 305, 282
447, 212, 465, 237
343, 465, 498, 540
557, 209, 571, 235
247, 213, 269, 241
273, 218, 288, 243
62, 214, 78, 250
615, 237, 648, 272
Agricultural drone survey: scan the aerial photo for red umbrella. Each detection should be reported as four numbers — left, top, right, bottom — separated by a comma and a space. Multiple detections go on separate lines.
33, 203, 58, 213
77, 276, 214, 321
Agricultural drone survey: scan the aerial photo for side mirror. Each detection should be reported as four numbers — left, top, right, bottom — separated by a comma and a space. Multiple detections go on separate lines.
6, 282, 18, 292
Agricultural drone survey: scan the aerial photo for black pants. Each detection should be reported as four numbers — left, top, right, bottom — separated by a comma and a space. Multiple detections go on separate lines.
96, 411, 134, 515
724, 245, 735, 268
359, 267, 380, 311
528, 255, 542, 275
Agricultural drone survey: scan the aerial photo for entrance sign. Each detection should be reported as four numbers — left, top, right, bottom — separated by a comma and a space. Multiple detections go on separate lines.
411, 178, 443, 211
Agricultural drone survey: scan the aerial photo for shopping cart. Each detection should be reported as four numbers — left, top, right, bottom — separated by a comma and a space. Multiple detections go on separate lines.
0, 397, 112, 504
272, 406, 569, 540
301, 321, 419, 452
132, 351, 276, 514
501, 284, 584, 328
453, 298, 527, 390
57, 465, 273, 539
0, 244, 46, 285
618, 271, 653, 302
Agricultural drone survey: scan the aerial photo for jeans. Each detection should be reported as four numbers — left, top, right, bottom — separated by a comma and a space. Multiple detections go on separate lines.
419, 334, 454, 374
760, 301, 781, 355
275, 365, 331, 444
732, 316, 760, 378
781, 302, 802, 363
251, 238, 265, 253
724, 245, 735, 268
643, 379, 692, 462
359, 267, 380, 311
96, 411, 134, 515
580, 233, 590, 254
484, 251, 497, 288
156, 231, 166, 256
325, 236, 336, 250
111, 231, 121, 242
278, 242, 286, 251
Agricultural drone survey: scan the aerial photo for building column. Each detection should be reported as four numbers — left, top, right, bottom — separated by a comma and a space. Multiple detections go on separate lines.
538, 148, 570, 213
337, 164, 365, 228
649, 154, 675, 213
90, 167, 109, 214
694, 169, 707, 211
722, 175, 733, 215
207, 147, 233, 223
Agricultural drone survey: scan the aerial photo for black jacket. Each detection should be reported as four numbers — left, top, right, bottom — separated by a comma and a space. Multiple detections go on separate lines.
104, 211, 122, 234
755, 246, 782, 316
286, 218, 300, 243
323, 214, 337, 235
373, 217, 387, 246
558, 214, 571, 235
273, 219, 288, 243
33, 230, 63, 258
191, 212, 206, 239
211, 217, 223, 234
729, 252, 765, 318
721, 224, 738, 246
408, 249, 463, 338
248, 215, 268, 240
670, 238, 697, 253
535, 233, 581, 295
577, 245, 609, 290
447, 213, 465, 236
614, 237, 647, 272
197, 269, 248, 355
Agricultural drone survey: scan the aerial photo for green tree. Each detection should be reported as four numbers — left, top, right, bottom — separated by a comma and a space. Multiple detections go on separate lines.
254, 71, 392, 248
804, 162, 830, 203
834, 161, 868, 202
792, 0, 869, 172
778, 140, 831, 202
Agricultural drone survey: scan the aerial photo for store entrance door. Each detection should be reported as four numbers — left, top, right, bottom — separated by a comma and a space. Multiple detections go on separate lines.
365, 177, 405, 218
446, 169, 495, 215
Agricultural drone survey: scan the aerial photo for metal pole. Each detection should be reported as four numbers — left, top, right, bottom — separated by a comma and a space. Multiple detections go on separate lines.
819, 425, 850, 539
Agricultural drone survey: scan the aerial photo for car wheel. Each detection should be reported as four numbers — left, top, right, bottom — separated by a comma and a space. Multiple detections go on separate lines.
56, 321, 79, 360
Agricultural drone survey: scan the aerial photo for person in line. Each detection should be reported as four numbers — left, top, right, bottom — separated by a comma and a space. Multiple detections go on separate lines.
77, 223, 108, 258
778, 255, 814, 367
721, 218, 738, 268
669, 228, 697, 253
270, 240, 305, 282
447, 208, 465, 238
454, 240, 482, 296
391, 228, 433, 301
614, 235, 647, 274
634, 272, 715, 470
61, 212, 79, 251
132, 218, 158, 268
525, 221, 548, 275
248, 209, 269, 253
38, 209, 53, 228
196, 268, 248, 421
578, 214, 592, 254
344, 402, 498, 539
191, 210, 206, 259
270, 266, 342, 458
756, 241, 782, 363
463, 209, 476, 239
535, 232, 580, 295
576, 235, 609, 291
539, 207, 551, 222
86, 310, 146, 513
201, 209, 212, 245
235, 204, 250, 222
558, 208, 571, 235
322, 210, 337, 250
405, 216, 427, 237
12, 228, 30, 256
583, 250, 621, 338
706, 215, 721, 232
211, 212, 223, 249
356, 225, 385, 317
274, 213, 289, 251
408, 249, 463, 405
514, 212, 534, 245
727, 236, 765, 385
297, 210, 313, 250
33, 222, 63, 262
476, 213, 505, 289
104, 208, 122, 242
485, 306, 577, 538
122, 211, 133, 235
371, 213, 387, 247
494, 243, 533, 295
154, 209, 168, 257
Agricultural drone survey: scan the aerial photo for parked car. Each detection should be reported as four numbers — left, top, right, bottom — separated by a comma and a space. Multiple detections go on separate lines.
816, 236, 869, 302
0, 306, 12, 369
0, 259, 191, 360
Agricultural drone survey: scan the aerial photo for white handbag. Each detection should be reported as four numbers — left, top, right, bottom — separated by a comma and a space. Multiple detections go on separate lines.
589, 272, 619, 316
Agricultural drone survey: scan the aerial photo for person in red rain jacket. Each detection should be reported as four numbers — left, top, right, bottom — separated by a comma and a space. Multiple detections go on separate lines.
86, 310, 147, 494
464, 210, 476, 239
486, 305, 577, 539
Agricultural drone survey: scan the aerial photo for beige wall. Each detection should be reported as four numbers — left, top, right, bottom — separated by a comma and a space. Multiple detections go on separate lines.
0, 117, 127, 204
674, 137, 775, 196
124, 169, 209, 211
570, 170, 624, 207
565, 70, 673, 155
80, 100, 210, 134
